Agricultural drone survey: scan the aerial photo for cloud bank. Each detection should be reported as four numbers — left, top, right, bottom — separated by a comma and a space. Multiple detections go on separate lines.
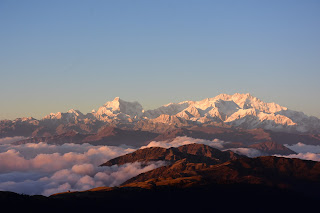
274, 142, 320, 162
143, 136, 263, 157
143, 136, 225, 149
0, 141, 165, 196
284, 142, 320, 154
275, 152, 320, 162
3, 138, 318, 196
224, 148, 263, 158
0, 136, 26, 144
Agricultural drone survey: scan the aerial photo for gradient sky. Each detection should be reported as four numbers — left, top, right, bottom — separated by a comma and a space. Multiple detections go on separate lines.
1, 0, 320, 120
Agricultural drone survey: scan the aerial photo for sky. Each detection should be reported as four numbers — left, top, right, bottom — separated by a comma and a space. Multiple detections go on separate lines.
0, 0, 320, 120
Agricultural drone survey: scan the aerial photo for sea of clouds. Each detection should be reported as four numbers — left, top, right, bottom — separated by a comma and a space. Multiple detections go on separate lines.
0, 141, 165, 196
0, 136, 319, 196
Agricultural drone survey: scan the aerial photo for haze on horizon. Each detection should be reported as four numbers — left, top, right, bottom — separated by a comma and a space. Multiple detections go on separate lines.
1, 0, 320, 120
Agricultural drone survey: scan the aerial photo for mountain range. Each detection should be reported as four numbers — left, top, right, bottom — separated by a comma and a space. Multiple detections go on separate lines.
2, 93, 320, 139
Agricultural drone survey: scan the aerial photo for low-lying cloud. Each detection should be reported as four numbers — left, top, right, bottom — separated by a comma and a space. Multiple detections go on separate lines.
275, 153, 320, 162
143, 136, 263, 157
224, 148, 262, 157
275, 142, 320, 162
0, 161, 165, 196
284, 142, 320, 154
0, 143, 135, 173
0, 136, 26, 144
0, 142, 165, 196
143, 136, 225, 149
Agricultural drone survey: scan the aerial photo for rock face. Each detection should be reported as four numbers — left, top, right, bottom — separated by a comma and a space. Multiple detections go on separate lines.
248, 141, 297, 155
100, 143, 245, 167
2, 93, 320, 140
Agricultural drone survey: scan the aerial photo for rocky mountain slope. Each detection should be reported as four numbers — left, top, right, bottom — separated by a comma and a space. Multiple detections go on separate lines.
248, 141, 297, 155
123, 155, 320, 187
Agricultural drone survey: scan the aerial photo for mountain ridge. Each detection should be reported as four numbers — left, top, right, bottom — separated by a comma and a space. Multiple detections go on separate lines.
1, 93, 320, 139
100, 143, 245, 167
33, 93, 320, 133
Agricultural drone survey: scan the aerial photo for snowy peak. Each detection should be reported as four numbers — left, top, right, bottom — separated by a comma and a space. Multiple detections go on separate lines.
42, 108, 84, 123
66, 109, 83, 116
103, 97, 122, 111
210, 93, 286, 113
94, 97, 144, 122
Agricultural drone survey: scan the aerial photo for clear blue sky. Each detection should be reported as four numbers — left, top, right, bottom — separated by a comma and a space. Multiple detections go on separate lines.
1, 0, 320, 119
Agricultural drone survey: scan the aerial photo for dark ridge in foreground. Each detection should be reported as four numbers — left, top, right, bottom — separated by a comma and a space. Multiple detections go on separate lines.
1, 184, 318, 213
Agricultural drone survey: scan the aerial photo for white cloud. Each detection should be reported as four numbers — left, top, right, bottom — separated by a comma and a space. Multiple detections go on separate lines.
275, 153, 320, 162
0, 142, 133, 159
0, 136, 26, 144
0, 143, 136, 174
223, 148, 263, 157
142, 136, 225, 149
284, 142, 320, 154
72, 164, 95, 176
276, 143, 320, 162
143, 136, 263, 158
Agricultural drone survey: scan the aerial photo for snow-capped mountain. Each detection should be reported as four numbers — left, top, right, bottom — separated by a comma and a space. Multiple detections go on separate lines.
5, 93, 319, 135
42, 109, 85, 123
94, 97, 144, 123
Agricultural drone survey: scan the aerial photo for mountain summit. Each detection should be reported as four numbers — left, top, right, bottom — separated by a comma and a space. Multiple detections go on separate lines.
94, 97, 144, 122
